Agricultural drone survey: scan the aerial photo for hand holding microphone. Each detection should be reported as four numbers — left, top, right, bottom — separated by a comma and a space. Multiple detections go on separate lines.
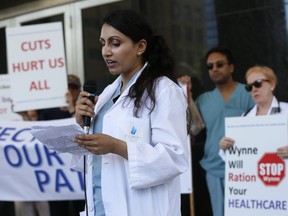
83, 81, 97, 134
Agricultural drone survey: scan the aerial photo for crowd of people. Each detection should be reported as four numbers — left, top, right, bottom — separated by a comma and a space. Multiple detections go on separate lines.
1, 8, 288, 216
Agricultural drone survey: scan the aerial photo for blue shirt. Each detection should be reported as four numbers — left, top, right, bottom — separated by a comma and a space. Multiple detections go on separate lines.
196, 83, 254, 177
92, 84, 120, 216
92, 72, 139, 216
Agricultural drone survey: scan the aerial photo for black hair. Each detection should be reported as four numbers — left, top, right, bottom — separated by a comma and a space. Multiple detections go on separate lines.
204, 46, 234, 65
102, 9, 176, 116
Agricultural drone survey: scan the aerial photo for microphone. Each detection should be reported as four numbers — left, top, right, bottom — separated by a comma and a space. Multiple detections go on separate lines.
83, 80, 97, 134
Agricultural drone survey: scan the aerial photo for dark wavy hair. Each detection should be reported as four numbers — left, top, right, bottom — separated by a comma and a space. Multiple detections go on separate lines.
102, 9, 177, 116
205, 46, 234, 65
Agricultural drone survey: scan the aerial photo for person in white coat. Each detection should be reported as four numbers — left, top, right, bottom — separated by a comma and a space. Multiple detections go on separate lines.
219, 65, 288, 159
73, 9, 189, 216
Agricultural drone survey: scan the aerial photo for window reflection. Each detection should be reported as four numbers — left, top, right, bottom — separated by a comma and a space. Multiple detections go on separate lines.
1, 0, 287, 101
81, 0, 207, 95
81, 2, 127, 94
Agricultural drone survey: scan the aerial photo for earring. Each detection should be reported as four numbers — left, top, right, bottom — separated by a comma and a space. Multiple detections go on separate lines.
138, 52, 141, 56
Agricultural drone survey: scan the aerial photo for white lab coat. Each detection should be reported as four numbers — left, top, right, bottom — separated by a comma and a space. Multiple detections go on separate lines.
72, 72, 189, 216
243, 96, 288, 117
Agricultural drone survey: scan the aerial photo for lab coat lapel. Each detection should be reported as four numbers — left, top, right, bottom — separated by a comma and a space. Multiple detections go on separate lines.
94, 76, 122, 114
88, 77, 121, 131
109, 70, 143, 109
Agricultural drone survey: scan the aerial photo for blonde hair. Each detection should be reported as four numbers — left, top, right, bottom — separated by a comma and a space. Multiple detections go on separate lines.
245, 65, 277, 86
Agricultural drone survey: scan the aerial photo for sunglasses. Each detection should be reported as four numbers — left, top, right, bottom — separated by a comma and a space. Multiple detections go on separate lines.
206, 61, 228, 70
245, 79, 269, 92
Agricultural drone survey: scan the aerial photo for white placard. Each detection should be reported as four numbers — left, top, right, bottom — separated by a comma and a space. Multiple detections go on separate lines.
178, 82, 193, 194
0, 74, 22, 121
0, 74, 12, 115
180, 135, 193, 194
6, 22, 68, 112
224, 115, 288, 216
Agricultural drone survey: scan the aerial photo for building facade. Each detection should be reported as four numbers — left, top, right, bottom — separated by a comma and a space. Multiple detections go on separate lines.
1, 1, 288, 216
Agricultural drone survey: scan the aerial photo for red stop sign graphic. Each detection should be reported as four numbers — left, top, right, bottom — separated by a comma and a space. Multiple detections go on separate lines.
258, 153, 285, 186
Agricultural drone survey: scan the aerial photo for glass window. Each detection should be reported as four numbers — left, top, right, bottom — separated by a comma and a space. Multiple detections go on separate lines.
21, 14, 64, 26
81, 0, 206, 96
21, 14, 66, 48
81, 1, 130, 94
3, 0, 288, 101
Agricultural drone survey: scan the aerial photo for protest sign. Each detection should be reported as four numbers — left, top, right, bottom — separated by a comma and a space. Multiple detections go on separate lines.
6, 22, 68, 112
180, 135, 193, 194
0, 74, 22, 121
178, 82, 193, 194
0, 118, 84, 201
224, 115, 288, 216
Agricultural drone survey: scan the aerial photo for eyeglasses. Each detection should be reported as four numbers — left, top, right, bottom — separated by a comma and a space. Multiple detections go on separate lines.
206, 61, 228, 70
245, 79, 269, 92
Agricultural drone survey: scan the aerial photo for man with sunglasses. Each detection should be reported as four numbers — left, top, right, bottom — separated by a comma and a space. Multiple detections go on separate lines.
195, 46, 254, 216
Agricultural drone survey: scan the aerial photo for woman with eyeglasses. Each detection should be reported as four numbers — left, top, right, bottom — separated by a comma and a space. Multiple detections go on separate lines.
220, 65, 288, 159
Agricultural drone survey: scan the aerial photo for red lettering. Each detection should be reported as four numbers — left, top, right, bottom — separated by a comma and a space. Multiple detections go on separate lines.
48, 58, 65, 68
228, 173, 233, 181
21, 42, 28, 51
30, 81, 37, 91
20, 39, 51, 52
29, 80, 50, 91
44, 39, 51, 49
58, 57, 64, 67
12, 63, 21, 72
12, 60, 45, 72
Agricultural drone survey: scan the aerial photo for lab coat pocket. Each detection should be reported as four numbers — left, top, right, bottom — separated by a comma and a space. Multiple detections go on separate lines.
121, 117, 151, 144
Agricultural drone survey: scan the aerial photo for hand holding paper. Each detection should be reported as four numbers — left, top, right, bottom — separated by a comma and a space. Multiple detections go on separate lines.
29, 124, 91, 156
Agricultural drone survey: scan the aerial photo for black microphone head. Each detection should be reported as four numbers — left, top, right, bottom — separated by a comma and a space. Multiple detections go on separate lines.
83, 80, 97, 94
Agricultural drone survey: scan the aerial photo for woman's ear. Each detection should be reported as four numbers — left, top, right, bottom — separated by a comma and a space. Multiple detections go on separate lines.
271, 82, 276, 91
137, 39, 147, 55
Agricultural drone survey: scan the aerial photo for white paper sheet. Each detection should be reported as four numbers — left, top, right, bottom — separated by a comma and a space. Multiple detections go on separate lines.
29, 124, 90, 156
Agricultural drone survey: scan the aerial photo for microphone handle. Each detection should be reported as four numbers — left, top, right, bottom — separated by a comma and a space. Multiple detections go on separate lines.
84, 125, 90, 134
83, 94, 95, 134
83, 116, 92, 128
